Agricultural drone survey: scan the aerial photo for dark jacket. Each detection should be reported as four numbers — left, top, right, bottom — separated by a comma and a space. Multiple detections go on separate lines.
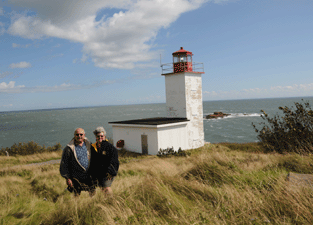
59, 138, 93, 183
89, 140, 119, 180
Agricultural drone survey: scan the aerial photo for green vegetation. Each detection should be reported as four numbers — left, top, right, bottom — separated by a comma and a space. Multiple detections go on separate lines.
157, 147, 190, 157
1, 143, 313, 224
253, 100, 313, 154
0, 141, 62, 156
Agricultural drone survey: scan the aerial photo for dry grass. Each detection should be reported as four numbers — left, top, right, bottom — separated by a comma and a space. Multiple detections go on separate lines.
0, 151, 62, 169
1, 143, 313, 224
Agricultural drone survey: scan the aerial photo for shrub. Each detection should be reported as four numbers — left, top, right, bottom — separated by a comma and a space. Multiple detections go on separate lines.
252, 100, 313, 154
0, 142, 62, 156
157, 147, 190, 157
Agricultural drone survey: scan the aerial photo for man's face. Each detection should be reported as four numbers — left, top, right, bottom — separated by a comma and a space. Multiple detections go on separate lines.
74, 128, 85, 144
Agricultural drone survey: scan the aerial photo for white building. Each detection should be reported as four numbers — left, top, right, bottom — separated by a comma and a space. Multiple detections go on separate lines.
109, 47, 205, 155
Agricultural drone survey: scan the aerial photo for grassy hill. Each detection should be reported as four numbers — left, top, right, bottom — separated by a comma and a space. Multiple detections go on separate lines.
1, 143, 313, 224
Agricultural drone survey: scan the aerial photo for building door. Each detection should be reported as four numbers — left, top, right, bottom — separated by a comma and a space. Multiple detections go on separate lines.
141, 135, 148, 154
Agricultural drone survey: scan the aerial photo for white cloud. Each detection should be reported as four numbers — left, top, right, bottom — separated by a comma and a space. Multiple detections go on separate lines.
203, 91, 217, 96
204, 83, 313, 100
12, 43, 31, 48
0, 79, 117, 94
0, 81, 25, 93
0, 81, 80, 93
9, 61, 32, 69
6, 0, 212, 69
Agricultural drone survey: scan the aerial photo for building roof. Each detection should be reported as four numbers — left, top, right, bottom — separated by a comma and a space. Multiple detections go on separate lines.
109, 117, 189, 125
172, 47, 193, 55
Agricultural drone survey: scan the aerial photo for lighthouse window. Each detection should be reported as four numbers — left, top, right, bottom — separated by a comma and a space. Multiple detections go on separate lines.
187, 55, 192, 62
173, 56, 179, 63
180, 56, 186, 62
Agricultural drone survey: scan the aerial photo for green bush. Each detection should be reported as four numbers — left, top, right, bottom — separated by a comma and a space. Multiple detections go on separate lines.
157, 147, 190, 157
0, 141, 62, 156
252, 100, 313, 154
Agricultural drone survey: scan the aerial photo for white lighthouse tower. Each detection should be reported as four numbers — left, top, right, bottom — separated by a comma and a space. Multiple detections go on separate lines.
162, 47, 205, 149
109, 47, 205, 154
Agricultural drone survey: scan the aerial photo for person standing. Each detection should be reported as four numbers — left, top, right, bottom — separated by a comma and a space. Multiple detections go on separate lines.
60, 128, 95, 196
89, 127, 119, 195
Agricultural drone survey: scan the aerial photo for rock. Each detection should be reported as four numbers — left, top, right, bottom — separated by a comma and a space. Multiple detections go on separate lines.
205, 112, 230, 119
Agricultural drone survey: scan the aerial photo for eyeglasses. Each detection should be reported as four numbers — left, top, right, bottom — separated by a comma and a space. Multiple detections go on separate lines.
75, 133, 84, 136
96, 135, 104, 138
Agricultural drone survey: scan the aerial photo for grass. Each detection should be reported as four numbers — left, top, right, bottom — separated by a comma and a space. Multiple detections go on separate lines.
1, 143, 313, 224
0, 151, 62, 169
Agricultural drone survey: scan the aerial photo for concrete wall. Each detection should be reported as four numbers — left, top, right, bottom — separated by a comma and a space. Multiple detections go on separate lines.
157, 123, 188, 151
111, 125, 158, 155
165, 74, 186, 118
164, 72, 204, 149
185, 73, 205, 148
111, 122, 189, 155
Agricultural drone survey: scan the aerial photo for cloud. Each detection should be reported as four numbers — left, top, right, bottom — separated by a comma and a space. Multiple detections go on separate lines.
203, 91, 218, 96
0, 79, 116, 94
204, 83, 313, 100
6, 0, 211, 69
12, 43, 31, 48
9, 62, 32, 69
0, 81, 25, 93
0, 81, 80, 93
0, 71, 14, 79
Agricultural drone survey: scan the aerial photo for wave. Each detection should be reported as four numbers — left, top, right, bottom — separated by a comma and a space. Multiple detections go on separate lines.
204, 113, 261, 120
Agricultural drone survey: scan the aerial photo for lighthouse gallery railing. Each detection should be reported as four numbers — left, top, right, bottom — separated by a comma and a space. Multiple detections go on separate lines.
161, 62, 204, 75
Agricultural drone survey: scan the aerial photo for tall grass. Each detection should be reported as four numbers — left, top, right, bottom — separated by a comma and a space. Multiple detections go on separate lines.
1, 143, 313, 224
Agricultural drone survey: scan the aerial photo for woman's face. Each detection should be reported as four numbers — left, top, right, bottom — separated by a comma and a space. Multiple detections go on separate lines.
96, 132, 105, 144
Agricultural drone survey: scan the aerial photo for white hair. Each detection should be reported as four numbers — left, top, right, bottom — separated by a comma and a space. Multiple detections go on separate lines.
93, 126, 106, 136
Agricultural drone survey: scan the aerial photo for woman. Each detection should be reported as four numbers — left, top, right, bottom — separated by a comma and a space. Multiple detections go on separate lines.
89, 126, 119, 194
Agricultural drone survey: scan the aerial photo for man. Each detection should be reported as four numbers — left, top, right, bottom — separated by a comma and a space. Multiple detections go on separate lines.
60, 128, 95, 196
89, 126, 119, 195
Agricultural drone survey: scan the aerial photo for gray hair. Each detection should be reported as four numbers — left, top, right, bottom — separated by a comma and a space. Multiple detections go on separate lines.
93, 126, 106, 136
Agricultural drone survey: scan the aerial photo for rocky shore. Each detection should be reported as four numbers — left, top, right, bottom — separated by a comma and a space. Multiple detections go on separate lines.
205, 112, 230, 119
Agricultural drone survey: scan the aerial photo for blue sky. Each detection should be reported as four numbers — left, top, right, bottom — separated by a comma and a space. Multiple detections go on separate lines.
0, 0, 313, 112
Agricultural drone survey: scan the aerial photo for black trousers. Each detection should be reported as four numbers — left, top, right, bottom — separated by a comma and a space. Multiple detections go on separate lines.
67, 177, 97, 195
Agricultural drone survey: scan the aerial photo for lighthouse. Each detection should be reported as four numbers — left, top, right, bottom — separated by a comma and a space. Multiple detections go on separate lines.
109, 47, 205, 154
162, 47, 205, 149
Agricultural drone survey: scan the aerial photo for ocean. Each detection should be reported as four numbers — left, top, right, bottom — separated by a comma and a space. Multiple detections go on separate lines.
1, 96, 313, 149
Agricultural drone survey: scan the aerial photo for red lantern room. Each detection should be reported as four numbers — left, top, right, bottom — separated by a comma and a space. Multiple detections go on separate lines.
172, 47, 193, 73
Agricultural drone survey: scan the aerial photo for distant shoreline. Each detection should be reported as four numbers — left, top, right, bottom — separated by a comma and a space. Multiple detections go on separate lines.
2, 95, 313, 113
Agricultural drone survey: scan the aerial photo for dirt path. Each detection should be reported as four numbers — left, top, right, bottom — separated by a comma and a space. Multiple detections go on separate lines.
26, 159, 61, 167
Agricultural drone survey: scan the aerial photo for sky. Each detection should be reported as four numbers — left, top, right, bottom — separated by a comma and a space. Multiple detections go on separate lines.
0, 0, 313, 112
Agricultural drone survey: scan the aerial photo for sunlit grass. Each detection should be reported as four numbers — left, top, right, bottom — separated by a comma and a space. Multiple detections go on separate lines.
1, 143, 313, 224
0, 151, 62, 169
